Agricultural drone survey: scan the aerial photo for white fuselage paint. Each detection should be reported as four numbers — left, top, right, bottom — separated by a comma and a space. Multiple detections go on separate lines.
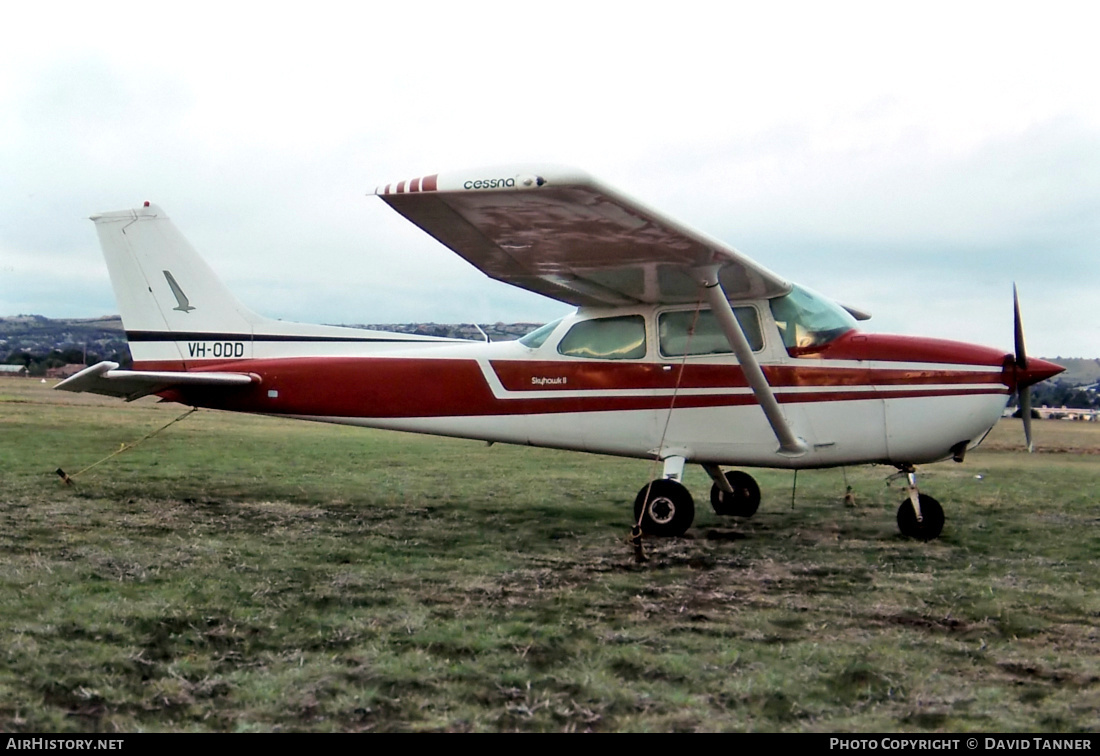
233, 308, 1012, 470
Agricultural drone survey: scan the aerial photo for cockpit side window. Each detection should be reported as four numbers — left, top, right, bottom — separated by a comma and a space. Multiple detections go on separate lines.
658, 307, 763, 357
769, 285, 858, 355
557, 315, 647, 359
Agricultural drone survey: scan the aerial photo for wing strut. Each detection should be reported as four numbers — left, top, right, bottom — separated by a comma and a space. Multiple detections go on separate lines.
695, 266, 808, 457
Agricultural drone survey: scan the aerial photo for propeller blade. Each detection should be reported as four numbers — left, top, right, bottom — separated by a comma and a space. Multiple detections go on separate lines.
1019, 384, 1034, 453
1013, 283, 1028, 370
1011, 284, 1057, 453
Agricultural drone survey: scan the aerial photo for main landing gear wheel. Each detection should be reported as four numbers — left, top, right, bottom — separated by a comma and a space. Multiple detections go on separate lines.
897, 494, 945, 541
709, 470, 761, 518
634, 479, 695, 537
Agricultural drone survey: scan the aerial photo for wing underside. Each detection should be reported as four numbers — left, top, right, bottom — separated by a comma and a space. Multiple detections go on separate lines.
376, 166, 791, 308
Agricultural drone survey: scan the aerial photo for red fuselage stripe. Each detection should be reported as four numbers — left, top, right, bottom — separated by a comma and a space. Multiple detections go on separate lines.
489, 360, 1004, 391
136, 356, 1011, 419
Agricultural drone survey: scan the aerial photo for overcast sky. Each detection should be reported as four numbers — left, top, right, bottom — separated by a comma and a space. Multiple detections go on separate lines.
2, 1, 1097, 357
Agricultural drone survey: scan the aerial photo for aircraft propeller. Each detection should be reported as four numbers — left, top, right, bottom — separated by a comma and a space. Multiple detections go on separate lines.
1010, 285, 1065, 453
1013, 284, 1035, 452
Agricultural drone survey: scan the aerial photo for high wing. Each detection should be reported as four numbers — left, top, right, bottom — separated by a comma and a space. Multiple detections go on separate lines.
374, 165, 791, 307
56, 361, 257, 402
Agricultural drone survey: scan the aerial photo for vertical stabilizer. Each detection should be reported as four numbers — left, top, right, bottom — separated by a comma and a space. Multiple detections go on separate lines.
92, 203, 465, 370
91, 204, 263, 368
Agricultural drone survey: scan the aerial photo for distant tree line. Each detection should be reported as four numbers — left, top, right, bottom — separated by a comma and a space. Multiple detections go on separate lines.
1014, 380, 1098, 410
3, 346, 132, 377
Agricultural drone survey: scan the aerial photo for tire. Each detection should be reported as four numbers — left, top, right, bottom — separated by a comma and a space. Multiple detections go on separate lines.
710, 470, 761, 518
896, 494, 944, 540
633, 479, 695, 537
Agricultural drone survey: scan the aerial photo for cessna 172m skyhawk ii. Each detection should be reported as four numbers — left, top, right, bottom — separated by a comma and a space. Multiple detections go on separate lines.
58, 166, 1063, 541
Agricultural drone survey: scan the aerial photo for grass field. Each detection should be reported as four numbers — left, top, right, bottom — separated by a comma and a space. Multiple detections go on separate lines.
1, 380, 1097, 732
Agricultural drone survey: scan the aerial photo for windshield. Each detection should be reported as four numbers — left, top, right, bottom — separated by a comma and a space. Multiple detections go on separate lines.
518, 318, 564, 349
769, 285, 857, 354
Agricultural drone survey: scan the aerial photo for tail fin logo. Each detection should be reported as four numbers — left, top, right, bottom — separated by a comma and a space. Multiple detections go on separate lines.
163, 270, 195, 313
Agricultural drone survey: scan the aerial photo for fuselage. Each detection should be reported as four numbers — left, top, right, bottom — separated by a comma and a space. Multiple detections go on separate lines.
137, 298, 1059, 470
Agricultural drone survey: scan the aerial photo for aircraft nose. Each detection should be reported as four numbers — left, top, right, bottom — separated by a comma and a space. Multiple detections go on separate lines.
1017, 357, 1064, 389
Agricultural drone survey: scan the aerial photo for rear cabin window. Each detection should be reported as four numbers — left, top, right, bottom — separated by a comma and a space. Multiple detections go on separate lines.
557, 315, 647, 360
658, 307, 763, 357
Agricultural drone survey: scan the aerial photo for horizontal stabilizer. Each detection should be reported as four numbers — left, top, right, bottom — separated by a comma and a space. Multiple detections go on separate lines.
54, 361, 257, 401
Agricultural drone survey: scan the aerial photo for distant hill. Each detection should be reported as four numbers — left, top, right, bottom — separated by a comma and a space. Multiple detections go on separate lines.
0, 314, 124, 335
1, 315, 129, 360
1046, 358, 1100, 388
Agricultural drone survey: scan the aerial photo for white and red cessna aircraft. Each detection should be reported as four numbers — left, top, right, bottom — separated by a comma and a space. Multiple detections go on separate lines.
58, 166, 1062, 540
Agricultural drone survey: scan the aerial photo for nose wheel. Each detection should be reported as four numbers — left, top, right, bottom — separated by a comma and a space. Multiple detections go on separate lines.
897, 494, 944, 540
891, 466, 945, 540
